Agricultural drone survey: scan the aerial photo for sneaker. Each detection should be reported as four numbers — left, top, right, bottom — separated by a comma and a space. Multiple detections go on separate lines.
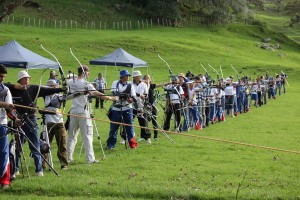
61, 165, 68, 170
195, 121, 201, 131
120, 139, 126, 144
1, 184, 10, 190
129, 138, 138, 149
146, 138, 152, 144
67, 158, 74, 163
106, 146, 114, 150
88, 160, 99, 164
154, 137, 158, 141
36, 171, 44, 177
15, 170, 20, 176
138, 138, 145, 142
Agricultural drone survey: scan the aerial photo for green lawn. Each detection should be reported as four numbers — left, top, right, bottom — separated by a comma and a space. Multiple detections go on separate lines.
0, 23, 300, 199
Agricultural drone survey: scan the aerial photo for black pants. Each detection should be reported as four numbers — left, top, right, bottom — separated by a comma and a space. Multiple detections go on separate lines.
133, 109, 151, 139
149, 107, 158, 138
163, 103, 181, 131
95, 90, 105, 108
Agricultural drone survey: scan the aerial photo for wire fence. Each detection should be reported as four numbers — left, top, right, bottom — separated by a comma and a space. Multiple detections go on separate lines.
4, 16, 230, 30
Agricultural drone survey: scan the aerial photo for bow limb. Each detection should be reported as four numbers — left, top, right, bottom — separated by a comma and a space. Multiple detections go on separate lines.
158, 54, 174, 77
69, 48, 87, 81
40, 44, 67, 88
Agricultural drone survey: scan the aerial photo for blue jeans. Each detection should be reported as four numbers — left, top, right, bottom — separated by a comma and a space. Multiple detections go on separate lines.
188, 105, 199, 125
276, 82, 282, 96
106, 109, 134, 148
16, 116, 42, 173
209, 103, 216, 122
0, 126, 9, 183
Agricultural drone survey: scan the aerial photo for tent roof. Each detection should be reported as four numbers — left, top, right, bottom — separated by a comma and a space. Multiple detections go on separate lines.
0, 40, 59, 69
89, 48, 148, 68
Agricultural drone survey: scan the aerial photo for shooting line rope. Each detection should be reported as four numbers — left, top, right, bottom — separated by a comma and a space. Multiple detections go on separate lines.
12, 103, 300, 155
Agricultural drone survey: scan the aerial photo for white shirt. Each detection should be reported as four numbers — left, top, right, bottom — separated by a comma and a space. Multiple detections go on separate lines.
94, 77, 106, 90
111, 80, 136, 111
165, 84, 184, 104
131, 81, 148, 96
68, 78, 96, 113
209, 88, 218, 103
225, 85, 235, 96
251, 85, 258, 94
0, 85, 12, 124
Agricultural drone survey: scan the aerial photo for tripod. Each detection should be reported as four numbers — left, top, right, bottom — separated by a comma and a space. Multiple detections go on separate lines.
4, 124, 58, 176
40, 113, 54, 171
141, 105, 175, 143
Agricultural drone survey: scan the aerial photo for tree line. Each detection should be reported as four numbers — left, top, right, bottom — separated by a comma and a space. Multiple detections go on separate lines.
1, 0, 300, 26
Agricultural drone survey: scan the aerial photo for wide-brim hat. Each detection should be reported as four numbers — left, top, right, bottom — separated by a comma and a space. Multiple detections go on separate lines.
132, 70, 142, 77
178, 73, 185, 78
17, 70, 31, 82
120, 70, 131, 78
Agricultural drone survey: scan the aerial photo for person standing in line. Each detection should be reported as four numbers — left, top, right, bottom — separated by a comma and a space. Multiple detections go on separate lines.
67, 65, 118, 163
0, 64, 21, 189
163, 76, 184, 132
131, 71, 151, 144
5, 70, 66, 177
106, 70, 137, 149
94, 72, 107, 109
143, 74, 169, 140
42, 79, 69, 170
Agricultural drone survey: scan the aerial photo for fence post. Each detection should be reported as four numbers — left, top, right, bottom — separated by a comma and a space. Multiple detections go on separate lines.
117, 22, 119, 30
146, 19, 148, 28
162, 18, 164, 27
6, 16, 9, 24
158, 18, 160, 26
23, 17, 25, 26
86, 21, 88, 29
122, 21, 123, 31
126, 21, 128, 31
38, 18, 40, 28
65, 20, 67, 29
130, 21, 132, 29
12, 16, 14, 25
105, 21, 106, 30
138, 20, 140, 29
28, 18, 31, 26
43, 19, 45, 28
55, 20, 57, 29
142, 19, 144, 29
169, 19, 172, 27
71, 20, 73, 29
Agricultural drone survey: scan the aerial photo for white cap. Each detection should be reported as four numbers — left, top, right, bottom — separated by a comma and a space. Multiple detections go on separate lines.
132, 70, 142, 77
17, 70, 31, 82
47, 79, 59, 86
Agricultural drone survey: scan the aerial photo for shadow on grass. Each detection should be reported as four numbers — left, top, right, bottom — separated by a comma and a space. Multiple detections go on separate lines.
3, 188, 226, 200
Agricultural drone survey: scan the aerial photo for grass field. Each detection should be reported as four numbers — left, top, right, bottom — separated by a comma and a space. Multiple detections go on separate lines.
0, 22, 300, 199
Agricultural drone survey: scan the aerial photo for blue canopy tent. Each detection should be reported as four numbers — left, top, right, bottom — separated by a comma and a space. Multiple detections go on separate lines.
89, 48, 148, 81
0, 40, 59, 69
89, 48, 148, 68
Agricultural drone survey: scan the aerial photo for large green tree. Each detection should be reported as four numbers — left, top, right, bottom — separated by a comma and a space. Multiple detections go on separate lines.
0, 0, 25, 22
